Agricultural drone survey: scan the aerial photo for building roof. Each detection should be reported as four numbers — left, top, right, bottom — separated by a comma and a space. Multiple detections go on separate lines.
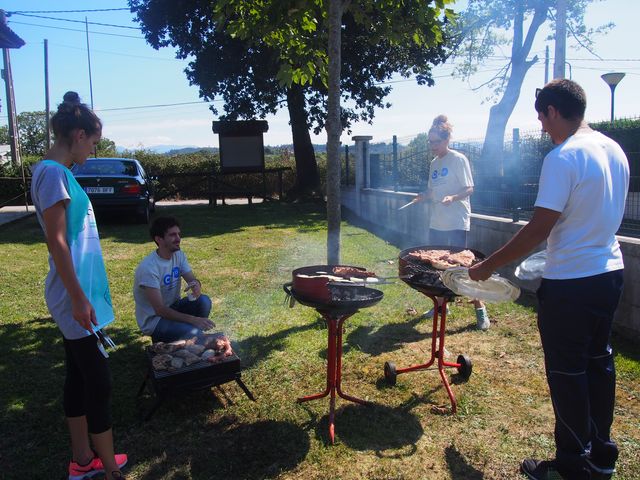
0, 11, 25, 49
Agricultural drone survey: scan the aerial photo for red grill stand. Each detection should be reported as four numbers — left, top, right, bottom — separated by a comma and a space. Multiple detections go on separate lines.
299, 309, 370, 444
383, 291, 472, 414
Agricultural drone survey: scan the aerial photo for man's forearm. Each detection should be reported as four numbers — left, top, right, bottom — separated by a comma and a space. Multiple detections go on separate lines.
483, 209, 559, 271
155, 305, 200, 325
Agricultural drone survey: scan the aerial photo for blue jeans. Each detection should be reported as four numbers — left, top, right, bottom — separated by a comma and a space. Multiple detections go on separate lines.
428, 228, 467, 248
151, 294, 212, 343
537, 270, 623, 479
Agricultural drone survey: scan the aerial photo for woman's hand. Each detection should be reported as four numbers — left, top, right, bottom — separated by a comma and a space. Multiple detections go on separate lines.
441, 195, 455, 205
71, 295, 97, 332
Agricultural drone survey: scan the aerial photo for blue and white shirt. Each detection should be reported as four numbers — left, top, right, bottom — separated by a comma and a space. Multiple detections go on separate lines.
31, 160, 114, 339
133, 250, 192, 335
427, 149, 474, 231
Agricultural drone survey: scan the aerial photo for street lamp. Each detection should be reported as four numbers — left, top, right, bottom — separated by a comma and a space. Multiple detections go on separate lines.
601, 72, 625, 123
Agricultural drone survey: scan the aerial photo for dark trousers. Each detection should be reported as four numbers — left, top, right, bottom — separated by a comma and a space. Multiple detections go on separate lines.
428, 228, 467, 248
151, 294, 212, 343
63, 335, 113, 434
537, 270, 623, 479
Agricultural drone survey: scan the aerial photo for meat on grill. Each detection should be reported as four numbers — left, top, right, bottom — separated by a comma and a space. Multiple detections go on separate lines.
149, 334, 234, 371
332, 266, 376, 277
407, 249, 476, 269
151, 354, 173, 371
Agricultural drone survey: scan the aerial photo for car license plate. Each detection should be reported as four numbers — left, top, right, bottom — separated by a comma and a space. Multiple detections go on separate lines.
85, 187, 114, 194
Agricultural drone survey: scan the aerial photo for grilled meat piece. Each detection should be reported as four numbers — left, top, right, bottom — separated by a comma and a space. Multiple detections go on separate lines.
332, 266, 376, 277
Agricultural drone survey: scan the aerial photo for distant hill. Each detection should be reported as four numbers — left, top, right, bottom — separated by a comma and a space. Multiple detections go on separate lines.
115, 144, 215, 154
165, 146, 218, 155
115, 143, 339, 155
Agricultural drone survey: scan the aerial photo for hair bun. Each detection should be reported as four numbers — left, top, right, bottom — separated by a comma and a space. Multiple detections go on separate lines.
432, 114, 448, 127
62, 91, 81, 105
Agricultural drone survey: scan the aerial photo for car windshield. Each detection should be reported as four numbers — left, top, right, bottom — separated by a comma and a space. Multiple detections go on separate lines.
73, 160, 138, 176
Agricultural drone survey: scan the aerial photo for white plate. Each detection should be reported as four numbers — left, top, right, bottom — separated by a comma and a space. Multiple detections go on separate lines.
515, 250, 547, 281
441, 267, 521, 303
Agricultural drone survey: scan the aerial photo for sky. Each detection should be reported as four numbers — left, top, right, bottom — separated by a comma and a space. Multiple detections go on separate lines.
2, 0, 639, 150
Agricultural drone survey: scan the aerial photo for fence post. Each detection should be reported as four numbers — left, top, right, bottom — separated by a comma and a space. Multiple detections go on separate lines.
392, 135, 398, 192
512, 128, 521, 222
344, 144, 349, 186
352, 136, 373, 216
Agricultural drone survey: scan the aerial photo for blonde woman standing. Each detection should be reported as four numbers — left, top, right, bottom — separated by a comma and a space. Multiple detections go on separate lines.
417, 115, 489, 330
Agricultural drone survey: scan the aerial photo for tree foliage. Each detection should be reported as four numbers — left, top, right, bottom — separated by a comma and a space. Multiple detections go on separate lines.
129, 0, 454, 193
16, 111, 47, 157
451, 0, 612, 168
5, 110, 117, 159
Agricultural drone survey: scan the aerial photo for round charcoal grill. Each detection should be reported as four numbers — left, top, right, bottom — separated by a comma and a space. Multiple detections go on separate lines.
283, 266, 383, 444
387, 245, 486, 414
399, 245, 485, 298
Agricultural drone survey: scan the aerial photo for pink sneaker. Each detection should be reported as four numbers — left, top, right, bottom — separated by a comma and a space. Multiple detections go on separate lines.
68, 454, 128, 480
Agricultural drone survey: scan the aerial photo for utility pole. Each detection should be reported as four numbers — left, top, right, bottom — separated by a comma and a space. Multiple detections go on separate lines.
44, 39, 51, 148
544, 45, 550, 84
2, 47, 19, 168
553, 0, 567, 79
85, 17, 94, 109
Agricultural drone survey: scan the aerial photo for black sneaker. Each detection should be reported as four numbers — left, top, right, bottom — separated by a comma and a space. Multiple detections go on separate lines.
520, 459, 565, 480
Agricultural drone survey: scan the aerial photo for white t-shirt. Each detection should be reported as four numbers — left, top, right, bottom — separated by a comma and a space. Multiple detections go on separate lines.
535, 130, 629, 279
133, 250, 192, 335
31, 160, 115, 340
427, 149, 474, 231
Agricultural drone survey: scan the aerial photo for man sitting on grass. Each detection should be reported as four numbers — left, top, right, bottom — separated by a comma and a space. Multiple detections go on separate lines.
133, 216, 214, 343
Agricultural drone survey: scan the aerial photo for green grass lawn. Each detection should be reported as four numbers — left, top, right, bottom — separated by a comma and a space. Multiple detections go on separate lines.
1, 202, 638, 480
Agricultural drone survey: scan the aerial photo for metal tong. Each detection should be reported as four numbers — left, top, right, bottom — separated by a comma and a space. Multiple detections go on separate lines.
94, 329, 116, 358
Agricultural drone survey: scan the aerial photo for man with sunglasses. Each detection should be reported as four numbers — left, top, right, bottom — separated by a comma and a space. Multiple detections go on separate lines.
470, 79, 628, 480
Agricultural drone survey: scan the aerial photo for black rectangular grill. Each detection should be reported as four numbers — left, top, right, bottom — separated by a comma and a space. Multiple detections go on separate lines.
137, 347, 254, 419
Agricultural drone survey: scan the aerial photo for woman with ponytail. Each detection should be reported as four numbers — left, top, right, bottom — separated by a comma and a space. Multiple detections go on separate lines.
30, 92, 127, 480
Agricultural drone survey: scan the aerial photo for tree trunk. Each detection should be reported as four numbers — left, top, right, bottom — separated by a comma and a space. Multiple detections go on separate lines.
286, 85, 320, 194
326, 0, 343, 264
481, 3, 548, 175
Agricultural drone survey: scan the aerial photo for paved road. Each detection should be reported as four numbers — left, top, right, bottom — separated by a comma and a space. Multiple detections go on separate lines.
0, 205, 35, 227
0, 198, 263, 227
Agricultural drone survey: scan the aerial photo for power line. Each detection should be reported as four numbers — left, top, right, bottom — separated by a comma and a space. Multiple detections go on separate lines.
8, 20, 146, 39
49, 41, 184, 62
97, 100, 222, 113
8, 8, 131, 14
8, 12, 140, 30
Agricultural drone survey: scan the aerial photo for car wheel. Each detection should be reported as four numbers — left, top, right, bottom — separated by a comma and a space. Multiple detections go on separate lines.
136, 203, 151, 224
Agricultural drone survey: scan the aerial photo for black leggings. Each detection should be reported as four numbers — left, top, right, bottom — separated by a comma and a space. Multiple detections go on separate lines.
62, 335, 113, 434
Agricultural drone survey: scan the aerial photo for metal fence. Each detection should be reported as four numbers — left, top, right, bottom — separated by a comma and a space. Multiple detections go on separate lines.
367, 121, 640, 237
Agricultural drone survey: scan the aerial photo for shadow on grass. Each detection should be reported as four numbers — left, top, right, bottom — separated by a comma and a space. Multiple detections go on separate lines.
344, 310, 479, 358
0, 318, 69, 476
445, 444, 484, 479
133, 420, 309, 480
317, 403, 423, 453
0, 317, 145, 477
0, 316, 311, 479
344, 315, 429, 356
232, 319, 323, 371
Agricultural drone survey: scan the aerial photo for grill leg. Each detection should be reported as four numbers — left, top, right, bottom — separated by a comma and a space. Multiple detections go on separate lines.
136, 370, 150, 398
235, 378, 256, 401
143, 395, 164, 421
435, 301, 457, 414
335, 315, 369, 406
